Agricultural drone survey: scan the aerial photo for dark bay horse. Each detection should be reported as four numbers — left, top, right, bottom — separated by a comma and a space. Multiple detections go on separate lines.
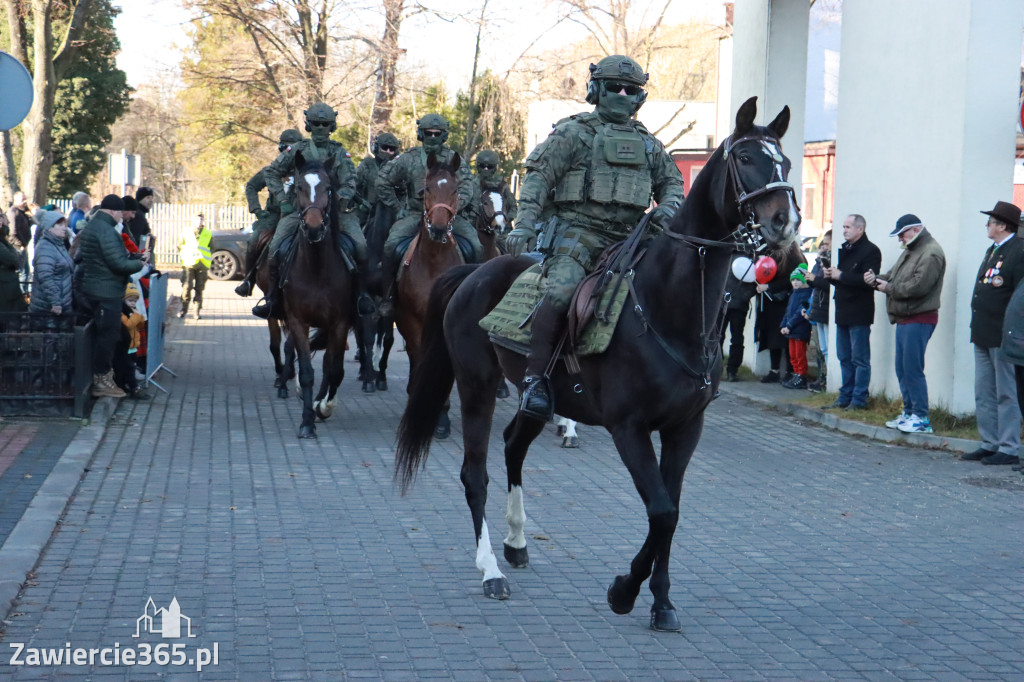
395, 97, 800, 630
279, 153, 373, 438
359, 201, 398, 393
476, 187, 509, 261
253, 230, 295, 398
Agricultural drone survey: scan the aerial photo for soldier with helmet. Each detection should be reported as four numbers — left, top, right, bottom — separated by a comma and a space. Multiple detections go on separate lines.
353, 132, 401, 228
377, 113, 485, 302
505, 54, 685, 420
235, 128, 304, 297
253, 102, 371, 319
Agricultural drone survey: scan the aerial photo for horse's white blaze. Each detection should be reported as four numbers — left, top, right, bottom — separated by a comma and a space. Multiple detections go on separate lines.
762, 141, 785, 183
476, 520, 505, 581
504, 485, 527, 550
437, 178, 448, 186
305, 173, 321, 202
488, 191, 505, 229
786, 192, 800, 232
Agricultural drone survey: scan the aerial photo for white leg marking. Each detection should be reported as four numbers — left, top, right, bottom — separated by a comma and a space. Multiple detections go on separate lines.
564, 420, 578, 438
304, 173, 320, 203
476, 520, 506, 582
504, 485, 527, 550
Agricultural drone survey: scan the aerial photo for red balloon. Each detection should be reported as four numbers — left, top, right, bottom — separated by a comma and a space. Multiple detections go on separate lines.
754, 256, 778, 284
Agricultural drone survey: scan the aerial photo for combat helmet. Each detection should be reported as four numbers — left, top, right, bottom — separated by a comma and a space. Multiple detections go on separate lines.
585, 55, 649, 111
304, 102, 337, 132
372, 132, 401, 155
416, 113, 450, 143
475, 149, 500, 169
278, 128, 303, 151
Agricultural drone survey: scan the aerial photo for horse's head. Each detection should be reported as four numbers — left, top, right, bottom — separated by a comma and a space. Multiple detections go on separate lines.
294, 151, 334, 244
479, 190, 506, 235
422, 152, 460, 243
713, 96, 800, 252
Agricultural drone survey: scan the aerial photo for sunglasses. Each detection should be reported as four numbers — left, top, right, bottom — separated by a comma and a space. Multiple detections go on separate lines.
477, 164, 496, 171
308, 121, 332, 128
278, 144, 289, 152
422, 130, 444, 138
379, 145, 397, 152
604, 81, 643, 97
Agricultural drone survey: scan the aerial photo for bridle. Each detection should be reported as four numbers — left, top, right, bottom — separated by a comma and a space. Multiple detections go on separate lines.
424, 198, 457, 243
298, 171, 331, 244
477, 191, 507, 236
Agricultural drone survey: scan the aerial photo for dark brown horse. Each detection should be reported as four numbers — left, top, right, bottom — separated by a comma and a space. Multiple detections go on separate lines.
253, 229, 292, 397
277, 153, 373, 438
395, 98, 800, 630
476, 187, 509, 261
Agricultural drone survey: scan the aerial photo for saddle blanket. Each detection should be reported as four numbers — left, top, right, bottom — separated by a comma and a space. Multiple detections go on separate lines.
478, 264, 631, 356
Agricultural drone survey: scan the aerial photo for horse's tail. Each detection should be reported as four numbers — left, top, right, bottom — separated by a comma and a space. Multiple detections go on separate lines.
395, 264, 479, 493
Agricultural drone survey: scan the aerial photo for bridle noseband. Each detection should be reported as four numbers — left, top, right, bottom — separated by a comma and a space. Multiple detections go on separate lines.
425, 200, 457, 242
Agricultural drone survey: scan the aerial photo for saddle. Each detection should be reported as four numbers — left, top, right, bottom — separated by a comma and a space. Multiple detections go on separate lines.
394, 233, 474, 280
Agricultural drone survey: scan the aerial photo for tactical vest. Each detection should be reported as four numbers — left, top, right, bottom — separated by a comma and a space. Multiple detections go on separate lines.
553, 117, 653, 212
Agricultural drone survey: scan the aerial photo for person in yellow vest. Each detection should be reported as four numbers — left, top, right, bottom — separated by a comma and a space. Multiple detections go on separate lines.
178, 212, 212, 320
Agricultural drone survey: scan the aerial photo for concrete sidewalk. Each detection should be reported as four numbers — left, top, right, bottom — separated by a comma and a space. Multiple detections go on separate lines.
0, 280, 1021, 680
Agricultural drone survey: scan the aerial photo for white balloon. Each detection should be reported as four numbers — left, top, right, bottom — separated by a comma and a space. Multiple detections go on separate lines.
732, 256, 756, 283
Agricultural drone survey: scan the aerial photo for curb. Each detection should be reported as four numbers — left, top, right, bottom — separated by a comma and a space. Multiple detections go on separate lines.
0, 397, 118, 623
722, 385, 983, 454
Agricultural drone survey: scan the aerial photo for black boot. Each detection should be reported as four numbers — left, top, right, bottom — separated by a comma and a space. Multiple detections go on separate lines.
520, 299, 564, 421
378, 252, 398, 318
234, 279, 253, 297
178, 299, 189, 319
252, 255, 280, 319
235, 239, 262, 296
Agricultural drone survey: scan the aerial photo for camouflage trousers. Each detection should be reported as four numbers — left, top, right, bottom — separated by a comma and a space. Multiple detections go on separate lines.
245, 210, 279, 249
268, 208, 367, 263
382, 213, 484, 264
540, 228, 620, 311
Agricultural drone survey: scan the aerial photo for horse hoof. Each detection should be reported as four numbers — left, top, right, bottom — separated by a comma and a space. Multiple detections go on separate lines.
314, 404, 332, 421
298, 425, 317, 439
482, 577, 510, 600
561, 436, 579, 449
273, 377, 283, 388
362, 381, 376, 394
503, 543, 529, 569
650, 605, 681, 632
277, 388, 289, 399
434, 424, 450, 439
607, 575, 638, 615
375, 377, 388, 392
496, 383, 509, 399
556, 424, 566, 437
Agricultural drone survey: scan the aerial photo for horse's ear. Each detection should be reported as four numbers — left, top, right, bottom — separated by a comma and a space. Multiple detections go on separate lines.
294, 150, 305, 169
427, 152, 437, 169
450, 152, 461, 172
767, 106, 790, 140
734, 96, 757, 138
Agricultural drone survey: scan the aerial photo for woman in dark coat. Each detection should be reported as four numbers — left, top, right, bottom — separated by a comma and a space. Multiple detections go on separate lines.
754, 241, 804, 382
0, 212, 27, 312
29, 210, 74, 315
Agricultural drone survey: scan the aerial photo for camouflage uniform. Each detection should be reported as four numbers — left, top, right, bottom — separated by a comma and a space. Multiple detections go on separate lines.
507, 55, 685, 419
378, 115, 484, 266
353, 132, 400, 227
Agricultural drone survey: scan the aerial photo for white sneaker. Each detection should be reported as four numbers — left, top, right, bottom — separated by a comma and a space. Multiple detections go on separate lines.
898, 414, 933, 433
885, 412, 910, 429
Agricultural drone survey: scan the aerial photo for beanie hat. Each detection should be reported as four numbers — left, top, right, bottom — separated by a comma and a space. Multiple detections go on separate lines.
789, 261, 809, 283
121, 196, 139, 211
890, 214, 923, 237
135, 186, 154, 201
125, 282, 140, 299
99, 194, 125, 211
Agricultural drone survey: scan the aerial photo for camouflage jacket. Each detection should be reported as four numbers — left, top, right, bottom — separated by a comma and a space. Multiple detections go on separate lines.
354, 155, 382, 210
244, 165, 283, 214
517, 111, 683, 238
265, 139, 356, 208
377, 146, 476, 220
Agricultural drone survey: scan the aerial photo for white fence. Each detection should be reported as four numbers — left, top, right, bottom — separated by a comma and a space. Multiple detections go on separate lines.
53, 200, 252, 267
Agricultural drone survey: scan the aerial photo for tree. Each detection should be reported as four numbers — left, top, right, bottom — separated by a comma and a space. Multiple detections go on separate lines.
49, 0, 131, 197
2, 0, 95, 204
453, 72, 525, 176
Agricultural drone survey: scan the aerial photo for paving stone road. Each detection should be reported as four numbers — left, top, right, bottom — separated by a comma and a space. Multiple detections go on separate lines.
0, 280, 1021, 681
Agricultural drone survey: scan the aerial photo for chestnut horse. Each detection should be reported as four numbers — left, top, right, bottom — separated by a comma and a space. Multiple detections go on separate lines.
395, 98, 800, 630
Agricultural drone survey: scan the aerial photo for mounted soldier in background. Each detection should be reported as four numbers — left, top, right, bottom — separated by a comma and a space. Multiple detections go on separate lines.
354, 132, 400, 229
505, 54, 685, 420
252, 103, 372, 320
473, 149, 517, 256
376, 113, 485, 313
235, 128, 304, 298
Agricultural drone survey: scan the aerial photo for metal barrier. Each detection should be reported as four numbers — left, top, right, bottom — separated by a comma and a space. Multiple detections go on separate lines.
0, 313, 93, 418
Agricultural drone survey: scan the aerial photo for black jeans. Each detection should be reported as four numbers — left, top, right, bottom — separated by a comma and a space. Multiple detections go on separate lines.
724, 307, 748, 373
88, 297, 123, 375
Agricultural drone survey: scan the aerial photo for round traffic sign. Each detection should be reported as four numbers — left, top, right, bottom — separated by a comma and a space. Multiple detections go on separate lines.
0, 52, 33, 131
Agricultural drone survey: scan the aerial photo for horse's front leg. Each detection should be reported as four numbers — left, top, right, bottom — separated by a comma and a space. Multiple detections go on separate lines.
314, 324, 347, 420
376, 320, 394, 391
288, 321, 316, 438
269, 319, 284, 386
502, 412, 545, 569
605, 419, 679, 630
278, 333, 296, 399
356, 296, 377, 393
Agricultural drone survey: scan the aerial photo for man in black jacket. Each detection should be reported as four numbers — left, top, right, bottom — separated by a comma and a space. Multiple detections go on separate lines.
128, 186, 155, 251
963, 201, 1024, 465
825, 214, 881, 409
6, 191, 33, 291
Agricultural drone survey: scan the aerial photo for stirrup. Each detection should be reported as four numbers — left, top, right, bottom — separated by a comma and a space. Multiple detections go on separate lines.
235, 279, 253, 297
252, 297, 273, 319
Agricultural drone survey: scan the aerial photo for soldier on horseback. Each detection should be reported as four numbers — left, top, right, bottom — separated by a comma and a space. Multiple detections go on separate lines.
505, 55, 685, 420
252, 103, 372, 320
377, 113, 485, 311
235, 128, 304, 298
353, 132, 400, 228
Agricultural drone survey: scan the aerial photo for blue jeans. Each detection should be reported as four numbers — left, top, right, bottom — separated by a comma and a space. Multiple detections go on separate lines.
895, 322, 935, 418
835, 325, 871, 406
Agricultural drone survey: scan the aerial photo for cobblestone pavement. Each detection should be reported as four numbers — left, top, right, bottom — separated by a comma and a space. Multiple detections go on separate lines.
0, 421, 80, 546
0, 280, 1022, 681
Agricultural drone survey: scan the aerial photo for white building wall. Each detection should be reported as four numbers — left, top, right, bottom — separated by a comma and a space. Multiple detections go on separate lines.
829, 0, 1024, 415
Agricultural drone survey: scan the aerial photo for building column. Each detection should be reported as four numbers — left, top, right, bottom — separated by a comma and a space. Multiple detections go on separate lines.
730, 0, 810, 373
828, 0, 1024, 414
